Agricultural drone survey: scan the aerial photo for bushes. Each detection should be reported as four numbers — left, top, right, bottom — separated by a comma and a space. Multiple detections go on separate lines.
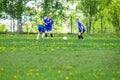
0, 24, 6, 32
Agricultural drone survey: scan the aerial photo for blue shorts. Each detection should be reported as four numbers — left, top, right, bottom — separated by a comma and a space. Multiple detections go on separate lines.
45, 26, 52, 31
79, 28, 85, 33
38, 25, 45, 33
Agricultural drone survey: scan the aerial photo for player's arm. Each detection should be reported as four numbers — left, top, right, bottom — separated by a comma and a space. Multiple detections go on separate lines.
81, 26, 83, 33
51, 20, 54, 27
44, 20, 47, 26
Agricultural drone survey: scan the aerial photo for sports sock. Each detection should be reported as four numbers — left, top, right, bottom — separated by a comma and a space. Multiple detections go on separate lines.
80, 35, 83, 39
50, 33, 53, 37
45, 33, 47, 37
42, 33, 45, 38
37, 34, 40, 40
78, 35, 80, 39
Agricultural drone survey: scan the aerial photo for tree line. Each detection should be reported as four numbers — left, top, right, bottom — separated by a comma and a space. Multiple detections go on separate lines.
0, 0, 120, 33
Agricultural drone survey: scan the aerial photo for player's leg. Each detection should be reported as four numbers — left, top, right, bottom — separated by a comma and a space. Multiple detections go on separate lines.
49, 27, 53, 38
45, 31, 48, 39
36, 25, 41, 40
80, 30, 85, 40
78, 28, 81, 39
80, 33, 83, 39
50, 31, 53, 39
41, 27, 45, 39
37, 31, 40, 40
78, 32, 81, 39
45, 27, 48, 39
42, 33, 45, 39
80, 31, 85, 40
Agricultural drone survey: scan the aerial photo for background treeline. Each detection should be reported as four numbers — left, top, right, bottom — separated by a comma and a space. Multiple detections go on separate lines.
0, 0, 120, 33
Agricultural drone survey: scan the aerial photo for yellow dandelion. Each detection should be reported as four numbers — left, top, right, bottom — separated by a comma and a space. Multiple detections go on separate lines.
58, 70, 61, 73
27, 72, 32, 76
35, 72, 39, 76
35, 69, 39, 72
112, 78, 115, 80
85, 77, 88, 80
1, 68, 4, 71
27, 73, 29, 76
69, 66, 72, 69
49, 67, 52, 71
66, 76, 69, 80
30, 69, 33, 72
67, 66, 72, 69
75, 71, 78, 74
1, 47, 6, 51
69, 72, 72, 75
13, 75, 18, 80
94, 75, 99, 79
29, 72, 32, 76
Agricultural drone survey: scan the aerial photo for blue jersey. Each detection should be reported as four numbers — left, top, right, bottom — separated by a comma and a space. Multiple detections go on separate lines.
78, 22, 85, 32
44, 18, 47, 23
44, 19, 54, 27
38, 25, 45, 33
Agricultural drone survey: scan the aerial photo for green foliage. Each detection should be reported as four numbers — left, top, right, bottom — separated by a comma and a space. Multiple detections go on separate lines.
0, 0, 120, 33
41, 0, 64, 18
80, 0, 99, 16
98, 0, 112, 12
2, 0, 26, 19
0, 24, 6, 32
109, 0, 120, 32
0, 0, 3, 17
79, 0, 101, 33
76, 0, 118, 33
22, 23, 37, 33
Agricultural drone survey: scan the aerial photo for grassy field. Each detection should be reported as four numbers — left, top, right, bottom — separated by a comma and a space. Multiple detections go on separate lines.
0, 34, 120, 80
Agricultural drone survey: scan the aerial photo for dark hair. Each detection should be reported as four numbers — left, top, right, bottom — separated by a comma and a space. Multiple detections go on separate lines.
76, 18, 79, 20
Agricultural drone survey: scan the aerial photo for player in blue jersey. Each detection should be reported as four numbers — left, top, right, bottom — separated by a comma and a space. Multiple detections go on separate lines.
44, 16, 47, 23
76, 18, 85, 40
44, 15, 54, 39
36, 20, 45, 40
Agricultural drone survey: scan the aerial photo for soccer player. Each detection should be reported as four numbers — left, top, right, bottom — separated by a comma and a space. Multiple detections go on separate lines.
36, 19, 45, 40
44, 16, 47, 23
76, 18, 85, 40
44, 15, 54, 39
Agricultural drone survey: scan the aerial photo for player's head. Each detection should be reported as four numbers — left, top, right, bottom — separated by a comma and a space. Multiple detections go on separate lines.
47, 15, 51, 20
76, 18, 79, 22
44, 16, 47, 19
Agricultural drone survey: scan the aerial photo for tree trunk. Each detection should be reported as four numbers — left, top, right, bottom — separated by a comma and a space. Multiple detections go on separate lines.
101, 16, 103, 33
86, 22, 89, 33
17, 19, 22, 33
13, 18, 15, 32
89, 15, 92, 33
70, 15, 72, 34
10, 17, 13, 32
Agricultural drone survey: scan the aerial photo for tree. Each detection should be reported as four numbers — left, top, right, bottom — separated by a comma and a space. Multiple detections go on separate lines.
0, 0, 3, 18
96, 0, 112, 33
80, 0, 100, 33
109, 0, 120, 32
2, 0, 27, 32
76, 0, 112, 33
41, 0, 64, 18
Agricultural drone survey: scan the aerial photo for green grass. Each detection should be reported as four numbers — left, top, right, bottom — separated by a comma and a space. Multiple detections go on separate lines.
0, 34, 120, 80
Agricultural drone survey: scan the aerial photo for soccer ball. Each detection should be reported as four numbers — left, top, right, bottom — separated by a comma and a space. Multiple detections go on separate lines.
63, 36, 67, 40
